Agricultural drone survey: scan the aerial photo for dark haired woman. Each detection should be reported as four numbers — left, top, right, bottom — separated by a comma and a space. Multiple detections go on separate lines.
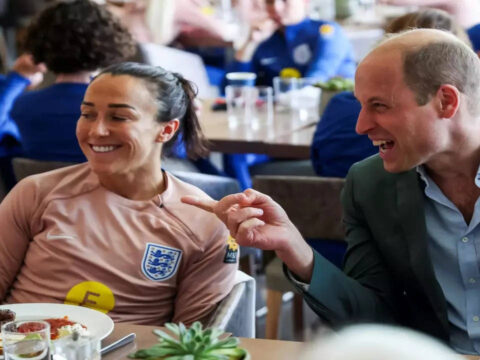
10, 0, 135, 162
0, 62, 237, 325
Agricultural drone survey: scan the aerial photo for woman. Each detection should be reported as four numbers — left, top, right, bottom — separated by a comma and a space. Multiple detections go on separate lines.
0, 62, 238, 326
10, 0, 135, 162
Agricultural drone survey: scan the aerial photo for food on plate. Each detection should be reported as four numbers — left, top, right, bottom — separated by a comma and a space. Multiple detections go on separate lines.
45, 317, 89, 340
16, 317, 88, 340
0, 309, 15, 326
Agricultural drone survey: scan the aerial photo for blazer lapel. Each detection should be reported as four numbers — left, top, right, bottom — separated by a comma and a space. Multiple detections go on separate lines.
395, 170, 449, 333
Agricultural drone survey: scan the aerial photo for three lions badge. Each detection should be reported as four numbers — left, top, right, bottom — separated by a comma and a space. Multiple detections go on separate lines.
142, 243, 182, 281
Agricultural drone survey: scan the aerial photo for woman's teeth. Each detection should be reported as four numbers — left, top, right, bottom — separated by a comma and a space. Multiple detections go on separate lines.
92, 145, 117, 153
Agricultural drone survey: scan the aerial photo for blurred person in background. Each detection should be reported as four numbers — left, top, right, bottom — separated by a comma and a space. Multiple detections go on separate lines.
0, 54, 45, 193
9, 0, 135, 163
311, 8, 471, 178
224, 0, 356, 87
0, 62, 237, 325
301, 325, 463, 360
379, 0, 480, 53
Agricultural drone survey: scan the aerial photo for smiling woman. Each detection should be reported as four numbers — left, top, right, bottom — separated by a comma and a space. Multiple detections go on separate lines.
0, 62, 238, 326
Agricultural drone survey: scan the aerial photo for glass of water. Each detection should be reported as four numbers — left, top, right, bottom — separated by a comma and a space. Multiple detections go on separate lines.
1, 320, 50, 360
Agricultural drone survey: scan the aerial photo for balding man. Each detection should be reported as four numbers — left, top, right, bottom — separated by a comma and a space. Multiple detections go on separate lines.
183, 29, 480, 354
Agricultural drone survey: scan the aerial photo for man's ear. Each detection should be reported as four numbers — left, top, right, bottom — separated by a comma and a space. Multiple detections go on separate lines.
156, 119, 180, 143
435, 84, 460, 119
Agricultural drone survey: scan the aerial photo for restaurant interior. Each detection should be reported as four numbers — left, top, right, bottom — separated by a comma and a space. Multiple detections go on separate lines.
1, 0, 480, 359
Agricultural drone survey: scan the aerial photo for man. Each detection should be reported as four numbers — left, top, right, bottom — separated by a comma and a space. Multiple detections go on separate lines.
224, 0, 356, 86
183, 29, 480, 354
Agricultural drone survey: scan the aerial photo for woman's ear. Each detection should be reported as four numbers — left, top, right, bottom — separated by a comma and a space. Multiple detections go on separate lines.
156, 119, 180, 143
435, 84, 460, 119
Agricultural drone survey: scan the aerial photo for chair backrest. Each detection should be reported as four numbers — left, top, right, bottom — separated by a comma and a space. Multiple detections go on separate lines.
207, 271, 256, 338
252, 175, 345, 240
12, 157, 75, 182
171, 170, 240, 201
139, 42, 217, 98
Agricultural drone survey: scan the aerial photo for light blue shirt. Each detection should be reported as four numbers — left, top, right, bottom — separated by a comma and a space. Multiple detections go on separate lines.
417, 165, 480, 354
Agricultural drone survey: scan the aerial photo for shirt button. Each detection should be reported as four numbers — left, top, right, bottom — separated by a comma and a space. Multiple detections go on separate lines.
473, 316, 479, 322
469, 278, 476, 284
462, 237, 469, 243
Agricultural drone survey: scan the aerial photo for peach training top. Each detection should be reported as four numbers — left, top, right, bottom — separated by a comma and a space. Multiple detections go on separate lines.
0, 163, 237, 325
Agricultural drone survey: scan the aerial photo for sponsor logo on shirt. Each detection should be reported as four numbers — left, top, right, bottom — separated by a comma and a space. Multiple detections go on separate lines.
224, 236, 239, 264
293, 44, 312, 65
260, 56, 278, 65
65, 281, 115, 314
141, 243, 182, 281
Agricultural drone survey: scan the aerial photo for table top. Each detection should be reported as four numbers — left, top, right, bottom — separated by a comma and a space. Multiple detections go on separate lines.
102, 323, 303, 360
199, 100, 317, 159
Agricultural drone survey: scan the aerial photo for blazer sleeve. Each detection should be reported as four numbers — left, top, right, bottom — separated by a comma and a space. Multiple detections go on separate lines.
289, 163, 399, 326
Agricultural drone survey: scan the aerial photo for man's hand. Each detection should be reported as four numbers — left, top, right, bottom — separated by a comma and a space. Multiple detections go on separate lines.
181, 188, 314, 282
12, 54, 47, 89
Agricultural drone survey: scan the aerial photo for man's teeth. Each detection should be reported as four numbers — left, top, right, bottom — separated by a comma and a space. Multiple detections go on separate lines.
92, 145, 117, 153
372, 140, 390, 146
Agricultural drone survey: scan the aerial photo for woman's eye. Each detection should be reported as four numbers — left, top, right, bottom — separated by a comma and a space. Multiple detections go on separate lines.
111, 115, 127, 121
81, 113, 95, 120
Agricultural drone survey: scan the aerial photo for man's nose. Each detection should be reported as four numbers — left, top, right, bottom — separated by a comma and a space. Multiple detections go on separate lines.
355, 108, 374, 135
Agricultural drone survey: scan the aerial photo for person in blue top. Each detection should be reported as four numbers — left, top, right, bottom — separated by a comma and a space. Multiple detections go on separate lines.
0, 54, 45, 192
9, 0, 135, 163
225, 0, 356, 87
311, 8, 471, 178
221, 0, 356, 189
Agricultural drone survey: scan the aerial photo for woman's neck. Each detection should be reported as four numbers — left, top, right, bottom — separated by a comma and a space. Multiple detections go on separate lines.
98, 166, 166, 201
55, 71, 96, 84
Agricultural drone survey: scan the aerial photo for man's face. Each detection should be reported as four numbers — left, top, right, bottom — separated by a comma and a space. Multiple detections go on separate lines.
354, 51, 449, 173
264, 0, 307, 26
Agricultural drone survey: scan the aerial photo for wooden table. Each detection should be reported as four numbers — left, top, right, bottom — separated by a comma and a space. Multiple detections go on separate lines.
102, 323, 303, 360
200, 100, 317, 159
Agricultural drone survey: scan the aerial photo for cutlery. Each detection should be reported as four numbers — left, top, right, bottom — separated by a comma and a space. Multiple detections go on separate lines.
100, 333, 136, 356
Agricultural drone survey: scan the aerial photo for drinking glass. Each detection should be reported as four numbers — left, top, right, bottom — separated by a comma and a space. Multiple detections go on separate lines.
251, 86, 274, 129
2, 320, 50, 360
52, 334, 100, 360
225, 85, 257, 128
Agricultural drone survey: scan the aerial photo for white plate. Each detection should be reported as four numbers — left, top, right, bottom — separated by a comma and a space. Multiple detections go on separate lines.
0, 303, 114, 340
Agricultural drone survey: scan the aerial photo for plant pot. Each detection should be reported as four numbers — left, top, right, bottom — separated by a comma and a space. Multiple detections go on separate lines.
319, 89, 342, 115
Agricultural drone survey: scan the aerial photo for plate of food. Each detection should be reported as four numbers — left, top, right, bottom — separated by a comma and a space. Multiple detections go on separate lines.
0, 303, 114, 357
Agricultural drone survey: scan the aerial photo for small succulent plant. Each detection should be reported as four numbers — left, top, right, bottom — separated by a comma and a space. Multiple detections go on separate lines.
128, 322, 249, 360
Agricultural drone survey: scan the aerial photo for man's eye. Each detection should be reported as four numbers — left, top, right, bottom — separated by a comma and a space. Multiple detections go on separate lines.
373, 103, 387, 112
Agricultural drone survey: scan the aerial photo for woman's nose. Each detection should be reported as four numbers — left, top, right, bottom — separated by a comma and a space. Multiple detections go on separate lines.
89, 118, 110, 137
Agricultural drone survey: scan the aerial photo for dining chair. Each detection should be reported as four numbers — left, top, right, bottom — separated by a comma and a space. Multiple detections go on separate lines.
252, 175, 346, 340
207, 270, 256, 338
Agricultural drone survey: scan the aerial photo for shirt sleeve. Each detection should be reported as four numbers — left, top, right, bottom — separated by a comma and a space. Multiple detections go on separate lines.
0, 178, 37, 300
0, 72, 29, 136
172, 224, 238, 326
305, 23, 355, 82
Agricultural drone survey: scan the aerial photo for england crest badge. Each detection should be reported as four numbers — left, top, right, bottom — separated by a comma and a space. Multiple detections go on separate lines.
141, 243, 182, 281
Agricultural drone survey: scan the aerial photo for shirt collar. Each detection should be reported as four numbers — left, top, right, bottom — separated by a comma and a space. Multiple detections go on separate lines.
416, 163, 480, 189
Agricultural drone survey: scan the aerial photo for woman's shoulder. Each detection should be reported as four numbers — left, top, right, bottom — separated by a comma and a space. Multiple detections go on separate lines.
14, 163, 99, 204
